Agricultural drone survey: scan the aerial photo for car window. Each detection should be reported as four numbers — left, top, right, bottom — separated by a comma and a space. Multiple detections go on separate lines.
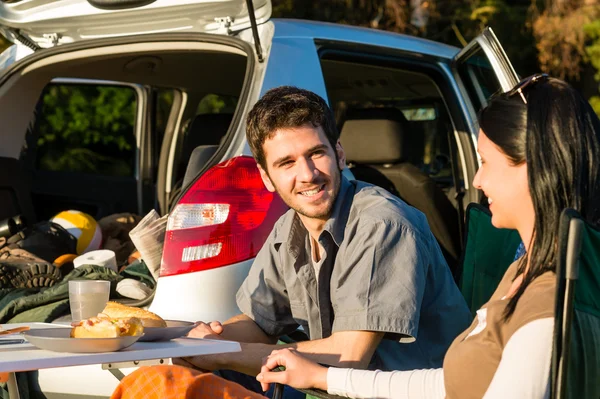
196, 93, 238, 115
21, 83, 137, 177
319, 56, 461, 194
400, 105, 456, 184
172, 93, 239, 187
454, 46, 502, 113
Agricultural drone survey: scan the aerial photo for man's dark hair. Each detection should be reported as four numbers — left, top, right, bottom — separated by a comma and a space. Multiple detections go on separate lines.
246, 86, 338, 169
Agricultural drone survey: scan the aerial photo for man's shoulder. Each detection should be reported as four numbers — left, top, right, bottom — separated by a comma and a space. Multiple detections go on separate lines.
349, 181, 428, 233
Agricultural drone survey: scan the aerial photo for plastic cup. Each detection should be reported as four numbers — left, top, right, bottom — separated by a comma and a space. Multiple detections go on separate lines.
69, 280, 110, 322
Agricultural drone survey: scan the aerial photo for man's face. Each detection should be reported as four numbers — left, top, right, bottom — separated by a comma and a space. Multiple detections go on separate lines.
258, 123, 346, 223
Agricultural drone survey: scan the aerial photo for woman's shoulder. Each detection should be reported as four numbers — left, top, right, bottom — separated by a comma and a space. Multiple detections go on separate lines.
508, 271, 556, 333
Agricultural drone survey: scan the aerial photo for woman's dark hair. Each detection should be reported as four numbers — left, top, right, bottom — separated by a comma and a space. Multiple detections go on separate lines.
479, 77, 600, 319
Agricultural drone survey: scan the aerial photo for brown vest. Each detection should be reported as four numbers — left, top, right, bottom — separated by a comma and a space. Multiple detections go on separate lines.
443, 260, 556, 399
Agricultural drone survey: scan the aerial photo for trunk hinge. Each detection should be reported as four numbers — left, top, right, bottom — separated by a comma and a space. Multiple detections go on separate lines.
245, 0, 264, 63
10, 29, 41, 51
215, 16, 234, 35
43, 33, 62, 47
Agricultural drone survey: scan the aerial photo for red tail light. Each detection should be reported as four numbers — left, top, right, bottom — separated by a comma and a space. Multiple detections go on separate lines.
160, 156, 288, 277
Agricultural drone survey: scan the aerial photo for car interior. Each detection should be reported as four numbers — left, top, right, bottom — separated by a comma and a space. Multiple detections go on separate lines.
0, 39, 248, 222
2, 37, 465, 276
320, 56, 463, 275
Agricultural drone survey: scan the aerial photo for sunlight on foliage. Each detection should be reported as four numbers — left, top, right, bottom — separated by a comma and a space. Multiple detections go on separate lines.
35, 85, 136, 176
589, 96, 600, 118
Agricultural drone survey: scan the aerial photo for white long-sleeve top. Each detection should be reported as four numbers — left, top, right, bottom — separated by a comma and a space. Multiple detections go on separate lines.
326, 317, 553, 399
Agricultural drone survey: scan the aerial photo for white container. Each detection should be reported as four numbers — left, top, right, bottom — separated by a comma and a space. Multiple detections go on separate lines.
68, 280, 110, 322
73, 249, 118, 273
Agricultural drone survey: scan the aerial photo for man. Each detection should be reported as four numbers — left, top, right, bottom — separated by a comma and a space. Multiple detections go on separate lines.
177, 86, 470, 386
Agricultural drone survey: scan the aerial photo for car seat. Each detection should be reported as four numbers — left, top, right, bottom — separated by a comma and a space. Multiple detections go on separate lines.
168, 113, 233, 210
340, 108, 461, 276
0, 157, 36, 224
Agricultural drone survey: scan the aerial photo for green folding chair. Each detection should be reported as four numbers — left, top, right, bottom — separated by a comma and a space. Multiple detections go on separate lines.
551, 209, 600, 399
458, 203, 522, 314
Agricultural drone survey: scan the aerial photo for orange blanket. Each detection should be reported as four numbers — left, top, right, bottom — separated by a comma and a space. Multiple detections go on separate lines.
110, 365, 267, 399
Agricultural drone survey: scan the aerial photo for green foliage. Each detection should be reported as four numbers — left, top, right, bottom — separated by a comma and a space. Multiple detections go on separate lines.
271, 0, 539, 76
585, 19, 600, 82
589, 96, 600, 117
196, 94, 238, 114
584, 19, 600, 117
36, 84, 136, 176
432, 0, 538, 75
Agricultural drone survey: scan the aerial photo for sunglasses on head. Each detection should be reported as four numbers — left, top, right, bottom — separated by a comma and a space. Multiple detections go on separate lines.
507, 73, 549, 104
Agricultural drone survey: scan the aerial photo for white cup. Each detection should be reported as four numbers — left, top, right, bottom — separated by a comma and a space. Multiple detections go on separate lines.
69, 280, 110, 322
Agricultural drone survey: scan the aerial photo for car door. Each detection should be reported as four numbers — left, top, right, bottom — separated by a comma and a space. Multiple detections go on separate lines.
452, 27, 520, 126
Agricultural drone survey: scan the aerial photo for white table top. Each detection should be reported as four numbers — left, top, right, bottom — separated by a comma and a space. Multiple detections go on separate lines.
0, 322, 241, 373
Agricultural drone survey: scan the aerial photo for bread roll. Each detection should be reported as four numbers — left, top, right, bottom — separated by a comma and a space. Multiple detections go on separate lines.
70, 316, 144, 338
102, 301, 167, 328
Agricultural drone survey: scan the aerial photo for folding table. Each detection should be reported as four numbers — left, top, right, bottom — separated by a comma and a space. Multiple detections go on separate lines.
0, 323, 241, 399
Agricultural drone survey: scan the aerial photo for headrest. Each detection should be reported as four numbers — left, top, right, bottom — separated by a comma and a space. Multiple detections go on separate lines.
181, 113, 233, 164
340, 108, 408, 164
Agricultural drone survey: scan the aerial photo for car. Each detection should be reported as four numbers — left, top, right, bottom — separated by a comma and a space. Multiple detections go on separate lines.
0, 0, 521, 397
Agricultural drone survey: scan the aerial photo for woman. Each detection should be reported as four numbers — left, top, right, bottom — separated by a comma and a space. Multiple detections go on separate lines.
255, 75, 600, 398
110, 76, 600, 399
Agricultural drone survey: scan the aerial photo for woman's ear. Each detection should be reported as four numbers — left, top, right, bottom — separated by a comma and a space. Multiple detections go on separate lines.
336, 140, 346, 170
258, 164, 276, 192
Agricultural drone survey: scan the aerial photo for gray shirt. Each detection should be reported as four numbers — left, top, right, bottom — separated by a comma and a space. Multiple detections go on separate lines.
236, 177, 471, 370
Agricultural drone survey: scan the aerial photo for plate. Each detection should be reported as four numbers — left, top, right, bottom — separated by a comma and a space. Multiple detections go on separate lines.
138, 320, 198, 342
23, 328, 142, 353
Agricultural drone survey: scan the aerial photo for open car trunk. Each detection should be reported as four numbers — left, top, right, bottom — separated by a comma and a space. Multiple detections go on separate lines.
0, 32, 253, 222
0, 0, 271, 47
0, 30, 255, 398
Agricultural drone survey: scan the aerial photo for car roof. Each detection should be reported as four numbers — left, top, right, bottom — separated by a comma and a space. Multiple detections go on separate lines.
271, 19, 460, 60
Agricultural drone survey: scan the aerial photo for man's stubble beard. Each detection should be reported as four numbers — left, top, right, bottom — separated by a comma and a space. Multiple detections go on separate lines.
271, 167, 342, 221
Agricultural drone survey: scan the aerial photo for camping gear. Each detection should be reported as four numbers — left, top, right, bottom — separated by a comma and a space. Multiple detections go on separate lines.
552, 209, 600, 399
50, 210, 102, 255
98, 213, 142, 266
73, 249, 118, 273
2, 221, 77, 264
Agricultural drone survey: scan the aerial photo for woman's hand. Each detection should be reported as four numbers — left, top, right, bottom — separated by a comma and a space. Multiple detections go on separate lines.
256, 348, 328, 392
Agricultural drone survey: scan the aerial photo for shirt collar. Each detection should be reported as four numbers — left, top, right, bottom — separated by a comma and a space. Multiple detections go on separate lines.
274, 176, 354, 254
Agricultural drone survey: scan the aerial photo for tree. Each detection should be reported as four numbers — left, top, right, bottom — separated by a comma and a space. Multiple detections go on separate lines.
585, 19, 600, 115
32, 84, 136, 176
272, 0, 540, 75
529, 0, 600, 112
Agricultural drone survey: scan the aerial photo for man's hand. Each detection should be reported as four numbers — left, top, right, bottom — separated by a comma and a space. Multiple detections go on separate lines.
187, 321, 224, 339
256, 348, 328, 392
173, 321, 225, 371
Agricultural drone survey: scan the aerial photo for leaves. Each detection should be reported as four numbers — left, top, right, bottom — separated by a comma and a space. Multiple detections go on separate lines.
585, 19, 600, 82
532, 5, 598, 80
35, 84, 137, 176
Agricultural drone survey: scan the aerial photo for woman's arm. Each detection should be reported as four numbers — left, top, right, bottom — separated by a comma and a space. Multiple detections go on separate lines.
483, 317, 553, 399
327, 367, 444, 399
257, 348, 445, 399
